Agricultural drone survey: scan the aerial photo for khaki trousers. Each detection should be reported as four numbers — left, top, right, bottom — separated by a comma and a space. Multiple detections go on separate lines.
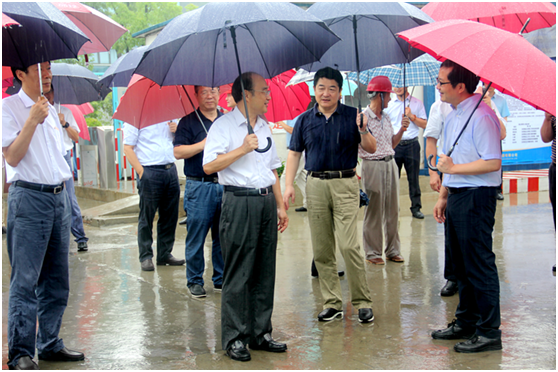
306, 175, 373, 310
361, 159, 401, 259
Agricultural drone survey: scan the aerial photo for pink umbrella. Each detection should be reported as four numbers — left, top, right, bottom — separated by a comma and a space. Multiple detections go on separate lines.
52, 2, 127, 55
2, 13, 20, 28
218, 69, 311, 122
113, 74, 197, 129
421, 2, 556, 34
62, 103, 93, 141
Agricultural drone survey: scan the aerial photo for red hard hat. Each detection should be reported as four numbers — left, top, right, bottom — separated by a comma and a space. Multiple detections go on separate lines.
367, 76, 393, 93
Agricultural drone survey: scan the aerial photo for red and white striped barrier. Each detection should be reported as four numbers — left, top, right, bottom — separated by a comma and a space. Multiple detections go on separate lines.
503, 169, 549, 194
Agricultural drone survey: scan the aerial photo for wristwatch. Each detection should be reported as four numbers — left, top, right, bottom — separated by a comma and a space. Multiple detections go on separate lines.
62, 122, 70, 129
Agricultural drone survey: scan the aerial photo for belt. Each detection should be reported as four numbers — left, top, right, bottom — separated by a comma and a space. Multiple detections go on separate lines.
144, 163, 174, 170
187, 176, 219, 183
13, 180, 64, 194
368, 155, 394, 162
309, 170, 356, 180
224, 185, 274, 196
447, 186, 498, 195
398, 137, 418, 146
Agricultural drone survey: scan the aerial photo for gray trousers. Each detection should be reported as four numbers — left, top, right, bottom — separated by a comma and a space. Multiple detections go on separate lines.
219, 190, 277, 351
361, 159, 401, 259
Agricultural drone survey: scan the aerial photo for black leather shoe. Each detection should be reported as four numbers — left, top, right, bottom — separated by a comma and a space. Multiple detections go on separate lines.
295, 207, 307, 212
454, 335, 502, 353
226, 340, 251, 361
431, 319, 475, 340
250, 333, 287, 352
318, 308, 343, 322
358, 308, 374, 323
496, 192, 504, 200
440, 280, 458, 297
39, 347, 85, 361
141, 258, 154, 271
77, 242, 88, 252
412, 210, 425, 219
157, 254, 185, 266
9, 356, 38, 370
189, 284, 206, 298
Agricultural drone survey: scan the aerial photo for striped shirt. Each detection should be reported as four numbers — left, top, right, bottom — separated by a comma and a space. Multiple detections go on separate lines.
358, 106, 395, 160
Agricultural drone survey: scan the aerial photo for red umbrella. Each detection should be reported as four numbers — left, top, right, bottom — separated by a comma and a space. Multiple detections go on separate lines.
218, 69, 311, 122
398, 19, 556, 116
2, 13, 20, 28
62, 103, 93, 141
52, 2, 127, 55
113, 74, 198, 129
421, 2, 556, 34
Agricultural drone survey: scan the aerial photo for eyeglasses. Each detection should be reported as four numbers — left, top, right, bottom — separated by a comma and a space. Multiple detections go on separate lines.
251, 89, 271, 97
436, 78, 451, 86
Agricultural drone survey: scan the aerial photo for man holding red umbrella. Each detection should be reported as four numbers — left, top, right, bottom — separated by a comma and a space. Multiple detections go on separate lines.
431, 60, 503, 353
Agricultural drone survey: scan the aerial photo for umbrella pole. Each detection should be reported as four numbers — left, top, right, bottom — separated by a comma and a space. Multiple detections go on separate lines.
427, 82, 493, 171
38, 63, 43, 97
181, 86, 208, 134
229, 26, 271, 153
352, 16, 365, 130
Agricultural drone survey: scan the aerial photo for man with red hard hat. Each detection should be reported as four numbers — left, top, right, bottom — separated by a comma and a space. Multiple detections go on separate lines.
360, 76, 409, 265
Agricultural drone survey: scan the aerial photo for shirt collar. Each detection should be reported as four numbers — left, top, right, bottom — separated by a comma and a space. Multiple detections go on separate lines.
230, 106, 267, 130
17, 89, 37, 108
456, 93, 481, 113
312, 102, 344, 117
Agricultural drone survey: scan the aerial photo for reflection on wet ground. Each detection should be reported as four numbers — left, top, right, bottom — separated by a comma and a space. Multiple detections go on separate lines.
2, 191, 556, 369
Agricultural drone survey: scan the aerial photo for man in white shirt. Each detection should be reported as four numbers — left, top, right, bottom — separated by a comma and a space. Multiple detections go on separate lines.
123, 121, 184, 271
44, 87, 89, 252
203, 72, 288, 362
3, 62, 84, 370
386, 87, 428, 219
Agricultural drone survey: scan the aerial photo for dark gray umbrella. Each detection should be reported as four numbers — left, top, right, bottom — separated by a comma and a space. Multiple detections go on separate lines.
99, 46, 148, 88
134, 2, 341, 153
2, 2, 89, 69
7, 63, 111, 105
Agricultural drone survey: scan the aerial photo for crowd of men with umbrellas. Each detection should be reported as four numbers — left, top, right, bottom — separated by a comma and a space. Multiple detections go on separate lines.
2, 1, 556, 368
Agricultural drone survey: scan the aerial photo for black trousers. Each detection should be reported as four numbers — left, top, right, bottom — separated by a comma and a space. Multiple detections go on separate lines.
550, 162, 556, 230
395, 139, 422, 212
446, 187, 501, 339
219, 190, 277, 351
440, 173, 456, 282
137, 165, 180, 263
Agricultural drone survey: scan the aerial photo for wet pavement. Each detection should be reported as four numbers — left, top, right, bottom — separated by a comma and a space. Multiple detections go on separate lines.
2, 191, 556, 369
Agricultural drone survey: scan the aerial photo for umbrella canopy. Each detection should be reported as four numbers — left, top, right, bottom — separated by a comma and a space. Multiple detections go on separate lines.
52, 2, 127, 55
219, 70, 311, 122
398, 19, 556, 116
301, 2, 433, 73
112, 74, 198, 129
63, 103, 93, 141
6, 62, 111, 105
2, 2, 89, 68
348, 54, 441, 87
523, 24, 556, 59
2, 13, 20, 27
99, 46, 147, 88
133, 2, 341, 87
421, 2, 556, 34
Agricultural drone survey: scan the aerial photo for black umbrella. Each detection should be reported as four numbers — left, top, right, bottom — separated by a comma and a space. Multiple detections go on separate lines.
99, 46, 148, 88
134, 2, 341, 153
3, 2, 89, 96
6, 63, 111, 105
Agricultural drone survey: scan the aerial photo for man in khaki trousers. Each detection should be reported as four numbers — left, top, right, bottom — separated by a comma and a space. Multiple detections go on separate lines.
283, 67, 376, 323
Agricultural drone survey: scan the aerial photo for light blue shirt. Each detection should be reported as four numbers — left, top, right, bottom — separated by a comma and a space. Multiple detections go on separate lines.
442, 94, 502, 188
285, 114, 302, 148
123, 122, 176, 166
491, 93, 510, 118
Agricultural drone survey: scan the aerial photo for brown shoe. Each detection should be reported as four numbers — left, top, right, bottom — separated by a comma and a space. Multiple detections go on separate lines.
387, 255, 404, 262
367, 257, 385, 265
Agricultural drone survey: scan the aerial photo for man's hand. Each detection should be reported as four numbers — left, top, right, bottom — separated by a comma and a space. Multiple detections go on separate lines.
404, 107, 416, 122
282, 185, 295, 211
57, 112, 65, 126
433, 196, 447, 224
277, 207, 288, 233
30, 96, 49, 125
429, 171, 442, 192
241, 134, 259, 154
356, 112, 368, 130
138, 166, 145, 179
437, 154, 454, 174
401, 115, 410, 131
168, 121, 177, 133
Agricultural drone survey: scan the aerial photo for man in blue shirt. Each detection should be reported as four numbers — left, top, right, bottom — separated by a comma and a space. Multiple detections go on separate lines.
431, 60, 502, 353
174, 86, 224, 298
283, 67, 376, 324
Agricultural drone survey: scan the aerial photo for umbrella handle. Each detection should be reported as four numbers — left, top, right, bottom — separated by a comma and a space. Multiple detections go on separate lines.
246, 122, 272, 153
426, 154, 438, 172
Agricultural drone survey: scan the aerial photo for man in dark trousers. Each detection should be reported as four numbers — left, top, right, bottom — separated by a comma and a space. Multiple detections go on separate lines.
432, 60, 503, 353
174, 86, 224, 298
3, 62, 84, 370
203, 72, 288, 362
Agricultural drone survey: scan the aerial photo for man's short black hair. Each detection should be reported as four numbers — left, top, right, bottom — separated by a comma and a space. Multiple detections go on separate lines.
231, 72, 255, 103
441, 59, 479, 94
11, 66, 28, 85
313, 67, 343, 90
